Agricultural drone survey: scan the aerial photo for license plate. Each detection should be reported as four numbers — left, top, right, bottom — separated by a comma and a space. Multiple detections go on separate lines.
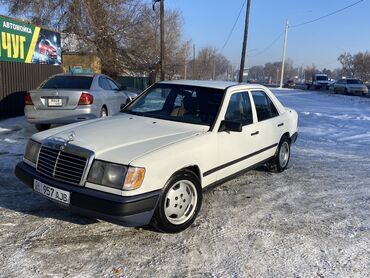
48, 98, 62, 107
33, 179, 70, 205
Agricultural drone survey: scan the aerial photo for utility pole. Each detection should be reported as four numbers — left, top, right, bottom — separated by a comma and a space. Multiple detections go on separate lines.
160, 0, 165, 81
184, 45, 188, 80
153, 0, 165, 81
279, 19, 289, 88
192, 44, 196, 79
212, 58, 216, 80
238, 0, 252, 83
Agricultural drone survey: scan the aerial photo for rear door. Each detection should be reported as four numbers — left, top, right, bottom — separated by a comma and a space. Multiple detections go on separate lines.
249, 90, 283, 160
31, 75, 93, 110
106, 78, 126, 113
98, 76, 115, 114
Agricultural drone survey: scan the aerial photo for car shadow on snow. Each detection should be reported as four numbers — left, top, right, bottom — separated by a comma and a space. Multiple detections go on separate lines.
0, 174, 98, 225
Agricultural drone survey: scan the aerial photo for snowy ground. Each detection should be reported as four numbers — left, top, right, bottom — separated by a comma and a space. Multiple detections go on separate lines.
0, 89, 370, 277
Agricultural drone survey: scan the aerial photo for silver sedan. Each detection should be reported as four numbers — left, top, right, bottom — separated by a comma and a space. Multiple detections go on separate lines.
333, 78, 368, 96
25, 74, 138, 131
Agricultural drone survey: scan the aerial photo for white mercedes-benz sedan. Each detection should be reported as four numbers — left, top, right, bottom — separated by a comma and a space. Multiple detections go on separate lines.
15, 80, 298, 233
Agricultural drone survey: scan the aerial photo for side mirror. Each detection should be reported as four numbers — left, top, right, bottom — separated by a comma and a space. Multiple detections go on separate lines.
120, 85, 127, 91
218, 120, 243, 133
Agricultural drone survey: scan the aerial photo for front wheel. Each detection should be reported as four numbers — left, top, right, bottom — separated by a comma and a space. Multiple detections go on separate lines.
152, 170, 202, 233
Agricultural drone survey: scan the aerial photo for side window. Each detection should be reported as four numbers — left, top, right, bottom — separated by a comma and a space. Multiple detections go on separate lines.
251, 91, 279, 121
225, 92, 253, 126
99, 77, 111, 90
107, 79, 120, 90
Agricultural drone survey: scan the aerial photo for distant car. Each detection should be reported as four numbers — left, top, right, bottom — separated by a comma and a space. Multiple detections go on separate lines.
284, 80, 295, 88
25, 74, 138, 131
38, 39, 57, 59
16, 80, 298, 233
333, 78, 368, 96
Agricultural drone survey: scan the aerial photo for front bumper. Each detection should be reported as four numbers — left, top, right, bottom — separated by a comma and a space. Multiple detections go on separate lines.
25, 105, 99, 124
348, 89, 368, 95
15, 162, 160, 227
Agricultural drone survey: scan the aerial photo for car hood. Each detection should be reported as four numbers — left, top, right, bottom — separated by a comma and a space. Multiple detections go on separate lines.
33, 113, 208, 165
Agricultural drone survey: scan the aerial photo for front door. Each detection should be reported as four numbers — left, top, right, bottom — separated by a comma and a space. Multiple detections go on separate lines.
216, 91, 261, 181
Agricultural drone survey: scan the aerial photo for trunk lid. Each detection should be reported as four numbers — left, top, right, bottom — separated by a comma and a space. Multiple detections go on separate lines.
29, 89, 86, 110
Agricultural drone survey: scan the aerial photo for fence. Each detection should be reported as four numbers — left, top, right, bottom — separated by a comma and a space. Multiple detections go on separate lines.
115, 76, 149, 92
0, 61, 63, 119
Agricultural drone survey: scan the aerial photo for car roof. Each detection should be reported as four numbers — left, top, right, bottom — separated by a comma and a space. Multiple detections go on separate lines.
54, 73, 99, 78
158, 80, 265, 90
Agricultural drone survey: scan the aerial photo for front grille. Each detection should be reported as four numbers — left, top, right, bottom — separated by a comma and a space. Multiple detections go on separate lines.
37, 145, 88, 185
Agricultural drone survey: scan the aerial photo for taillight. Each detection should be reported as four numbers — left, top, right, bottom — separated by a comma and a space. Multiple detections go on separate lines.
78, 92, 94, 105
24, 92, 33, 105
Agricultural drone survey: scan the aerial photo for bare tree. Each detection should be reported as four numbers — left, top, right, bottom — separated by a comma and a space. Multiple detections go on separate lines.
2, 0, 188, 78
338, 52, 355, 78
190, 47, 231, 80
352, 51, 370, 81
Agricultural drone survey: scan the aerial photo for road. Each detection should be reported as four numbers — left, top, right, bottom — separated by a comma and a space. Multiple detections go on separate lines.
0, 89, 369, 277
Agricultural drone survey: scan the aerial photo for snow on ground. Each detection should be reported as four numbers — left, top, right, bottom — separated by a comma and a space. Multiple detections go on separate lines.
0, 89, 370, 277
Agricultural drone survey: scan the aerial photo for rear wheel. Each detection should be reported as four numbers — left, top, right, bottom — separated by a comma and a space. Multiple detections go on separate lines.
152, 170, 202, 233
268, 136, 291, 173
35, 124, 51, 131
100, 107, 108, 117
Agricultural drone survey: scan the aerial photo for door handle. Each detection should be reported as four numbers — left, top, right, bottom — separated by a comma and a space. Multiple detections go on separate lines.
278, 123, 284, 127
251, 131, 259, 136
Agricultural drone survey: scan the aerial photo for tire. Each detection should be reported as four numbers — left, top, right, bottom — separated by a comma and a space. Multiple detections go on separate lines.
152, 170, 202, 233
35, 124, 51, 131
269, 136, 291, 173
100, 106, 108, 117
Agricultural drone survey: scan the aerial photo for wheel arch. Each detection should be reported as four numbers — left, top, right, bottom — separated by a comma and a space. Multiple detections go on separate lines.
102, 104, 108, 115
282, 132, 291, 143
172, 165, 202, 186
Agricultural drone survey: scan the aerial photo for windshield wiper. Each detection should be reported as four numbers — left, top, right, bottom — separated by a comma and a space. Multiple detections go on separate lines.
122, 110, 146, 117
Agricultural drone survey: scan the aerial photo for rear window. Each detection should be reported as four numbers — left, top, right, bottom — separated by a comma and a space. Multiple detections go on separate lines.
41, 76, 93, 89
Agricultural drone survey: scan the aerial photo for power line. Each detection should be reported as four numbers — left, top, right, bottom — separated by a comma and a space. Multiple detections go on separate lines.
290, 0, 365, 28
221, 0, 246, 52
248, 31, 284, 57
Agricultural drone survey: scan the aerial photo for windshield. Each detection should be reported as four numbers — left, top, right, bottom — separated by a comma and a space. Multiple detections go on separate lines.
347, 79, 363, 84
316, 75, 328, 81
123, 84, 225, 126
41, 76, 93, 89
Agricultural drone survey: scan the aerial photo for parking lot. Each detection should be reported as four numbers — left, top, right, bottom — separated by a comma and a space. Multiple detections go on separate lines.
0, 89, 370, 277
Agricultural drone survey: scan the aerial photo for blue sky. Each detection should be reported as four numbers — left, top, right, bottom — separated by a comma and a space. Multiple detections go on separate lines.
1, 1, 368, 70
164, 0, 369, 70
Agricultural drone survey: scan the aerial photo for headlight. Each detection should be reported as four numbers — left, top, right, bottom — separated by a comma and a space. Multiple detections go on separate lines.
87, 160, 145, 190
24, 140, 41, 165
